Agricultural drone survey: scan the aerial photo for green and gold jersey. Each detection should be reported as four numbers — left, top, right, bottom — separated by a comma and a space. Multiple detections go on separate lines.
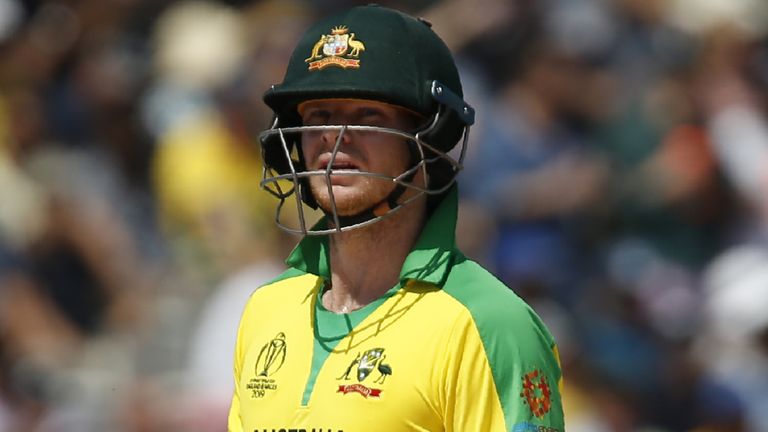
228, 188, 565, 432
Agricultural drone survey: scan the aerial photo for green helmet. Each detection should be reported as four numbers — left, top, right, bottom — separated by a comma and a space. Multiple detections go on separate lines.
259, 4, 474, 235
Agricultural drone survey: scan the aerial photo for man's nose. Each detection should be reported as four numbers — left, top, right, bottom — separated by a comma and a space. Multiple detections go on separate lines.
320, 124, 351, 149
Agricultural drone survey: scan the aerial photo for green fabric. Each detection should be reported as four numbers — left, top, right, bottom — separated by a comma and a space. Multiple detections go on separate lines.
264, 5, 463, 120
285, 229, 332, 279
262, 267, 307, 286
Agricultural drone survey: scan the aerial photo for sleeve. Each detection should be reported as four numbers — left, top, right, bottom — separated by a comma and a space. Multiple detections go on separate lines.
442, 308, 565, 432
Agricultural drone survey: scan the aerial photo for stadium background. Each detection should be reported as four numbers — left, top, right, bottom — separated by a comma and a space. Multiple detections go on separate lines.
0, 0, 767, 430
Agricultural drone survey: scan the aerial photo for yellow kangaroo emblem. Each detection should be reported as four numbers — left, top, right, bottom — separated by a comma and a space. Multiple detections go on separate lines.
305, 34, 332, 62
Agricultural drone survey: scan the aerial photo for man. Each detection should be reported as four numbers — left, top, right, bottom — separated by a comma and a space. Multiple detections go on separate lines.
228, 5, 565, 431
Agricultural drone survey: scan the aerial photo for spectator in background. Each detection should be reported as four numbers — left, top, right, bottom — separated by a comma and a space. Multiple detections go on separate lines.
147, 0, 305, 284
700, 246, 768, 432
694, 11, 768, 431
459, 0, 612, 304
128, 2, 313, 430
0, 2, 167, 430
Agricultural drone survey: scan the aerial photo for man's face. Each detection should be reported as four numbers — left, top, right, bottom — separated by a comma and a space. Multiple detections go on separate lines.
298, 99, 419, 216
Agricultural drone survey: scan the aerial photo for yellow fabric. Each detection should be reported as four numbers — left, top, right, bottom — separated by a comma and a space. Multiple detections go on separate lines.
228, 274, 509, 432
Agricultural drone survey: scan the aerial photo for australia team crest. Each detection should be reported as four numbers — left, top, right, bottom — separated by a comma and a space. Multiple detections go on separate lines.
336, 348, 392, 398
305, 25, 365, 71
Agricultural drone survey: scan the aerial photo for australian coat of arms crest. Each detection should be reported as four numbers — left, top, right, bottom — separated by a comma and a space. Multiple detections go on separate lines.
336, 348, 392, 399
305, 25, 365, 71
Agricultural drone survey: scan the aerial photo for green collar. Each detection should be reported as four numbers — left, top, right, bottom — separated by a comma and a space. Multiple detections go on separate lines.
285, 186, 459, 287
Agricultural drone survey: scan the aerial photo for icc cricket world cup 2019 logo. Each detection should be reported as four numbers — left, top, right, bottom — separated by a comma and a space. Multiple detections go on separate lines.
248, 332, 287, 398
257, 332, 287, 376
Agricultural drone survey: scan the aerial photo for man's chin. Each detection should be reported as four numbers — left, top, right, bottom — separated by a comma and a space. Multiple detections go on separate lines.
316, 201, 369, 217
308, 180, 397, 216
314, 192, 383, 217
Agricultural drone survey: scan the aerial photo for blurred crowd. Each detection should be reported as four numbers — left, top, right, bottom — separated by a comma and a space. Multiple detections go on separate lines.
0, 0, 767, 431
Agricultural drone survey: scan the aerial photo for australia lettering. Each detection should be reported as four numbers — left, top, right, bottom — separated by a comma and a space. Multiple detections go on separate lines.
253, 429, 343, 432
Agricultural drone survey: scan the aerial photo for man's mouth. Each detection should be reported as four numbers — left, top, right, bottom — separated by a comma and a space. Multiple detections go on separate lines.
317, 155, 360, 171
327, 162, 358, 171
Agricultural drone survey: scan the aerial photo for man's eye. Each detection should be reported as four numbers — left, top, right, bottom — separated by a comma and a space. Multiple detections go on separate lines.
303, 110, 331, 125
360, 108, 382, 118
356, 108, 386, 125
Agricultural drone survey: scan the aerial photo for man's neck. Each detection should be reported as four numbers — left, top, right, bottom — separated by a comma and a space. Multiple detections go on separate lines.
322, 199, 426, 314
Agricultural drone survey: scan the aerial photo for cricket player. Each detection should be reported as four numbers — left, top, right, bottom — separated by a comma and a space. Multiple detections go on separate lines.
228, 5, 565, 431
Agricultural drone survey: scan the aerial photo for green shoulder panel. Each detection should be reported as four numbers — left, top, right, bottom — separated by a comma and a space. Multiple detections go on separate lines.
241, 267, 310, 307
442, 254, 565, 431
263, 267, 308, 287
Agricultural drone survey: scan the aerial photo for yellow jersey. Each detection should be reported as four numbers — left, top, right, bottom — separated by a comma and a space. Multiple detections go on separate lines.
228, 188, 564, 432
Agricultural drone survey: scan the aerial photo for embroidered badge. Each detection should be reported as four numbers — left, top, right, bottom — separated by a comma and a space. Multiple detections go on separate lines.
336, 348, 392, 398
520, 369, 552, 418
305, 25, 365, 71
247, 332, 287, 398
